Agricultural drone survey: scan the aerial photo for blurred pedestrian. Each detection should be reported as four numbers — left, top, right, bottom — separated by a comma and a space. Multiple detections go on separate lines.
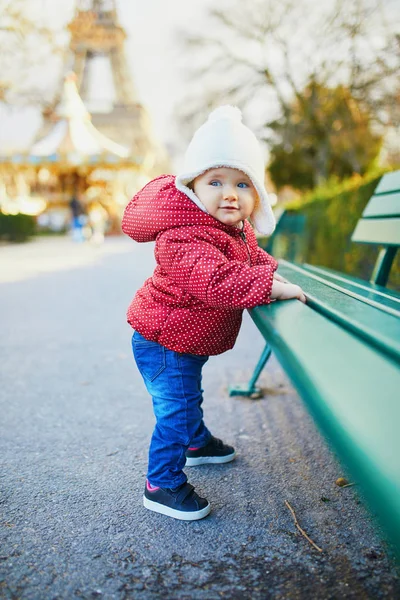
69, 195, 85, 242
88, 202, 108, 245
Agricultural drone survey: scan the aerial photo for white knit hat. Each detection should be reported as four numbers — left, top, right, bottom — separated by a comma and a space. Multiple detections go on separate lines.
175, 105, 276, 235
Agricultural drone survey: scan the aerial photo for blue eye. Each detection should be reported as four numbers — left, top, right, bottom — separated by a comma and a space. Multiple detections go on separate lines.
238, 182, 249, 188
210, 180, 221, 186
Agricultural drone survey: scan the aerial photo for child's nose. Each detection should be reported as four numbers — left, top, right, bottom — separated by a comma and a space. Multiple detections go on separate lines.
223, 185, 238, 200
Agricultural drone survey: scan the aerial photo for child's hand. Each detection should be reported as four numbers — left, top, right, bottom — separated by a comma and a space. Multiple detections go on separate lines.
271, 280, 306, 304
273, 272, 289, 283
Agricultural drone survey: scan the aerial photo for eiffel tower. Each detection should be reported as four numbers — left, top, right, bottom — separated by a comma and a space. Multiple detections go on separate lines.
66, 0, 154, 162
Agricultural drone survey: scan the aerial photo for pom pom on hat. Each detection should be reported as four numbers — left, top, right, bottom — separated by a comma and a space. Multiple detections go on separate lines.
207, 105, 242, 123
175, 105, 276, 235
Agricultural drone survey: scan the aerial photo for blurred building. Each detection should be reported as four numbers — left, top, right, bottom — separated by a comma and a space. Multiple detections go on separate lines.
0, 0, 169, 232
65, 0, 166, 171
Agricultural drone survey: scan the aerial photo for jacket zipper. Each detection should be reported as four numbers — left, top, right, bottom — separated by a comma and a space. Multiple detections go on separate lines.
240, 230, 251, 266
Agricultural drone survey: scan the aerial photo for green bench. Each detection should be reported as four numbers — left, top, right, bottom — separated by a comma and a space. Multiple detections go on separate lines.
230, 170, 400, 557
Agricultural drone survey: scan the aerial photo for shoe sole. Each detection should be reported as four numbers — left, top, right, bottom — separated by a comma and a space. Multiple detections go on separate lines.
143, 496, 211, 521
185, 451, 236, 467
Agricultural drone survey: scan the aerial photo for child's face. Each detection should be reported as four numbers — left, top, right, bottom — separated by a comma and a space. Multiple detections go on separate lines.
192, 167, 259, 228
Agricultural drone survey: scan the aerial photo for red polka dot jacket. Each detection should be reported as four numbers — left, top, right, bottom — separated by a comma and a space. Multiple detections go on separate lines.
122, 175, 278, 356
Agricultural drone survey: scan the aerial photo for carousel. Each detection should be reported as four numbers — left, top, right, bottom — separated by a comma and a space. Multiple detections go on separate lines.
0, 73, 152, 234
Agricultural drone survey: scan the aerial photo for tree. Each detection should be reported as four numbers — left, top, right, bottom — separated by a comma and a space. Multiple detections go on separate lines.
178, 0, 399, 188
269, 82, 383, 189
0, 0, 67, 106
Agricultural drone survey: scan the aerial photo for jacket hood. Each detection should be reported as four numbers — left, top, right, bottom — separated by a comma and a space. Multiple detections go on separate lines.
121, 174, 243, 243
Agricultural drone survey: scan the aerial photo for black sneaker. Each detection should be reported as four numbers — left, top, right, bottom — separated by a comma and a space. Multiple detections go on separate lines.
143, 480, 211, 521
185, 436, 236, 466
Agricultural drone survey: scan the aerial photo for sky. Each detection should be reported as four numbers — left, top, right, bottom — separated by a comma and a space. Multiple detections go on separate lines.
119, 0, 215, 139
0, 0, 399, 159
0, 0, 215, 155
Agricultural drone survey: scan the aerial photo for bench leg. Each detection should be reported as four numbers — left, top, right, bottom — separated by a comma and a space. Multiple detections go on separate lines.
228, 343, 272, 399
370, 247, 397, 286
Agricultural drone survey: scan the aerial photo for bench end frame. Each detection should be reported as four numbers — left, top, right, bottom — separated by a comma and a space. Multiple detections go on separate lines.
229, 343, 272, 399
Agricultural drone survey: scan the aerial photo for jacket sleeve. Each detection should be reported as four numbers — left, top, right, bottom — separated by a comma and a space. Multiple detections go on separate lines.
156, 230, 276, 309
254, 245, 279, 269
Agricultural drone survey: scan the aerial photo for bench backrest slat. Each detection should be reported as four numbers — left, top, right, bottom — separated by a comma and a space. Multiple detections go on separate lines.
362, 192, 400, 218
352, 218, 400, 246
374, 170, 400, 194
350, 171, 400, 248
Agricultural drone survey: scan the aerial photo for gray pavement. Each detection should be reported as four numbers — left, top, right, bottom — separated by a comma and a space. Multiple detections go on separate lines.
0, 236, 399, 600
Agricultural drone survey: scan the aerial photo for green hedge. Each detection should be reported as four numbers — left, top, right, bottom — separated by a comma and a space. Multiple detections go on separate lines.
264, 173, 400, 292
0, 212, 36, 242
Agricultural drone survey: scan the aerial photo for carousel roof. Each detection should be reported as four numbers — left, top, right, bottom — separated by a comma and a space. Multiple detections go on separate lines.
28, 72, 130, 164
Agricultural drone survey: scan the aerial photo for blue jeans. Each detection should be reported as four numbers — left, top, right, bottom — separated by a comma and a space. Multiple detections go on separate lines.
132, 331, 212, 488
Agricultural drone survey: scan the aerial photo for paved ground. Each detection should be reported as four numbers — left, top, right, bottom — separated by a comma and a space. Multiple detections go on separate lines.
0, 236, 399, 600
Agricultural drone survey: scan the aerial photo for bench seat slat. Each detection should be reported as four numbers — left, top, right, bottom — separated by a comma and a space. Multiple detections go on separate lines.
281, 261, 400, 315
277, 262, 400, 363
250, 300, 400, 549
351, 217, 400, 245
299, 263, 400, 308
374, 171, 400, 194
362, 192, 400, 218
298, 271, 400, 317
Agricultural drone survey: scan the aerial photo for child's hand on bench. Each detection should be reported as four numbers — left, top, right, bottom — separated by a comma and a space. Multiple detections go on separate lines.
271, 274, 306, 304
273, 272, 289, 284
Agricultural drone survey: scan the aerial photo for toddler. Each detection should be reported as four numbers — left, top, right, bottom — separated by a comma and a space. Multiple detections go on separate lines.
122, 106, 305, 521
